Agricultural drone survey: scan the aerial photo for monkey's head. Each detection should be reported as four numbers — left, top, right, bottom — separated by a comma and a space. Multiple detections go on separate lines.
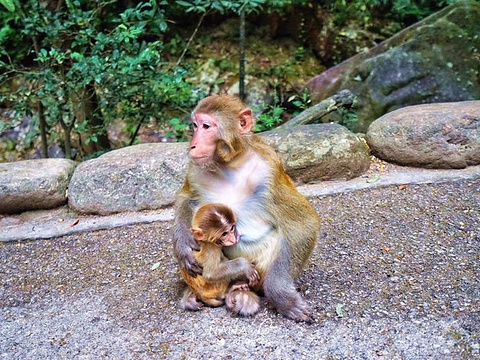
189, 95, 254, 167
191, 203, 239, 247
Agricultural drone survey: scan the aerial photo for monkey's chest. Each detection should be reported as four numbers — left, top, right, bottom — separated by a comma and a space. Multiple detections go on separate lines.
198, 154, 270, 212
197, 157, 272, 242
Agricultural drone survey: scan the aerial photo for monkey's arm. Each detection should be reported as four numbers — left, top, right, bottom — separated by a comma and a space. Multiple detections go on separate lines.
173, 181, 202, 277
202, 250, 259, 286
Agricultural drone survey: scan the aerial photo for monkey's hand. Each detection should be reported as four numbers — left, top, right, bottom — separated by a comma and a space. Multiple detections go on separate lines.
182, 235, 203, 277
246, 268, 260, 288
174, 225, 203, 277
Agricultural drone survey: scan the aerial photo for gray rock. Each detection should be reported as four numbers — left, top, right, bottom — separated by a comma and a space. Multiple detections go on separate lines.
68, 143, 188, 215
68, 125, 370, 214
260, 123, 370, 183
0, 159, 76, 214
366, 101, 480, 169
305, 1, 480, 132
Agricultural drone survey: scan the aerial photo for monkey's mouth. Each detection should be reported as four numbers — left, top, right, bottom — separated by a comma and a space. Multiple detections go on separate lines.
224, 237, 239, 247
190, 155, 210, 164
191, 155, 207, 160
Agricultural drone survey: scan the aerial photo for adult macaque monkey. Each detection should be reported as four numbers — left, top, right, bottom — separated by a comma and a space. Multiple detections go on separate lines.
180, 203, 260, 313
174, 95, 320, 322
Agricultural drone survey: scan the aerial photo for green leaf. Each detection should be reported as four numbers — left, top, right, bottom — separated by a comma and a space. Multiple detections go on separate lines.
151, 262, 161, 271
70, 52, 83, 61
169, 117, 180, 125
353, 75, 362, 82
65, 0, 75, 13
335, 303, 344, 318
0, 24, 13, 44
176, 1, 192, 7
0, 0, 15, 12
366, 175, 381, 183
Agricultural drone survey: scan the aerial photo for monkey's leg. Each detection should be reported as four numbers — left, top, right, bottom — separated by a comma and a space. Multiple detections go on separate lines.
203, 298, 225, 307
262, 243, 313, 322
180, 288, 204, 311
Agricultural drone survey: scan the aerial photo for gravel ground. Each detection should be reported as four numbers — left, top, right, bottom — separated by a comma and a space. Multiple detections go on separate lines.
1, 177, 479, 359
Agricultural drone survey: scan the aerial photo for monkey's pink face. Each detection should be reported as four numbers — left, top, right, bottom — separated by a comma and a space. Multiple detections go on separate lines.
215, 224, 239, 247
189, 113, 218, 166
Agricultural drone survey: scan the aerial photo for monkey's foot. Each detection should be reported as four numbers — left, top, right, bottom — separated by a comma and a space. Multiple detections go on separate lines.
180, 289, 204, 311
229, 282, 250, 292
277, 294, 313, 323
225, 290, 260, 317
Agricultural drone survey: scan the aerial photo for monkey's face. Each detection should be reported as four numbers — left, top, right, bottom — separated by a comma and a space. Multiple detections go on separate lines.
215, 224, 239, 247
189, 113, 218, 166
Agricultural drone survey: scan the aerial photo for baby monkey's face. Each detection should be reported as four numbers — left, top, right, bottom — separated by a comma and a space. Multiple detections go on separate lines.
214, 223, 239, 247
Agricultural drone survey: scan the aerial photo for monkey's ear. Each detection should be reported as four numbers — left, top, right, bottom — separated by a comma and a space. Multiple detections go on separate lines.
191, 227, 205, 240
239, 109, 253, 134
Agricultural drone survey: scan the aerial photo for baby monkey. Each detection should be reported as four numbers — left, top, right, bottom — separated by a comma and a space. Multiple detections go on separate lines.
179, 203, 260, 315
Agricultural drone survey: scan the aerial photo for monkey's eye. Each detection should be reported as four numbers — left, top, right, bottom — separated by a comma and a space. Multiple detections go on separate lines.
202, 123, 211, 130
230, 225, 235, 232
192, 122, 198, 129
221, 231, 228, 237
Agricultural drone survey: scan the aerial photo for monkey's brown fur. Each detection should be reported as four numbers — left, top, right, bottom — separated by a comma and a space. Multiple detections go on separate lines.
179, 243, 230, 307
174, 95, 320, 321
180, 203, 259, 311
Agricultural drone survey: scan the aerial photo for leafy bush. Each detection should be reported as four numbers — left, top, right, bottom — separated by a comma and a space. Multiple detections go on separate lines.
0, 0, 462, 161
0, 0, 201, 159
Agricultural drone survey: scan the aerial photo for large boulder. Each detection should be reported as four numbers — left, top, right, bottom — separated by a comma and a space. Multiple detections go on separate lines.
68, 143, 188, 215
68, 125, 370, 214
366, 101, 480, 169
260, 123, 370, 183
305, 1, 480, 132
0, 159, 76, 214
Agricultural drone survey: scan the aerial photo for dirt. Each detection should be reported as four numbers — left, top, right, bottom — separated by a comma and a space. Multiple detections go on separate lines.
1, 163, 479, 359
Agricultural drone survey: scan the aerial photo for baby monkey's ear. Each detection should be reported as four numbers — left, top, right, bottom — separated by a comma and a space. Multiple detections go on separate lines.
191, 227, 205, 241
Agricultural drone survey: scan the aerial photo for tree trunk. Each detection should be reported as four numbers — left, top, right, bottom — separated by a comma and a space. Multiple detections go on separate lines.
59, 116, 74, 159
38, 102, 48, 158
129, 116, 146, 146
31, 36, 49, 158
81, 82, 110, 154
239, 8, 246, 101
63, 126, 72, 160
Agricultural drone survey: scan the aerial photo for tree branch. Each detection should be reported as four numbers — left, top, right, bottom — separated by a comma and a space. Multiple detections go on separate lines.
276, 89, 355, 130
175, 11, 209, 67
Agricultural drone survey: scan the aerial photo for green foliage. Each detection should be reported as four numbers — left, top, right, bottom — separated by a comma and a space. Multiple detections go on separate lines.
173, 0, 460, 27
329, 0, 460, 27
255, 105, 284, 132
254, 89, 358, 133
0, 0, 14, 12
254, 93, 285, 132
0, 0, 465, 161
384, 0, 458, 22
1, 0, 201, 159
287, 89, 311, 115
176, 0, 266, 14
165, 117, 189, 142
337, 106, 359, 131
